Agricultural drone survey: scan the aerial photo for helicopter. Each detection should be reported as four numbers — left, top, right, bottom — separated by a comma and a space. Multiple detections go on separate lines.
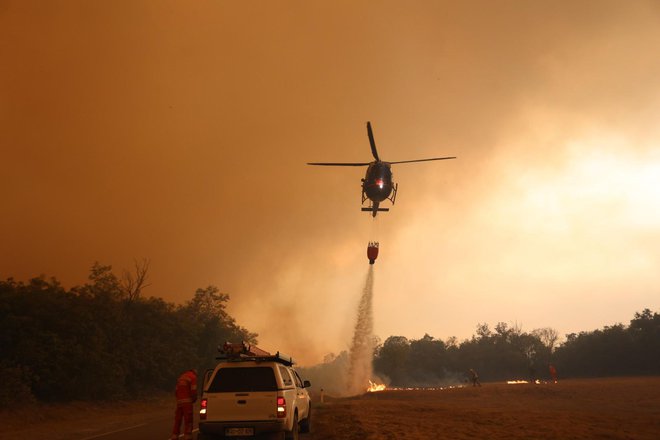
308, 122, 456, 217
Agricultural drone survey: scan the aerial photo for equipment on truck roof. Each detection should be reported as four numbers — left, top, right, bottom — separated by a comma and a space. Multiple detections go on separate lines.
217, 341, 295, 366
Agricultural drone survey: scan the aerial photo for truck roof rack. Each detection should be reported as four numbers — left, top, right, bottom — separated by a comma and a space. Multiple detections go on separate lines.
216, 352, 295, 366
216, 342, 295, 366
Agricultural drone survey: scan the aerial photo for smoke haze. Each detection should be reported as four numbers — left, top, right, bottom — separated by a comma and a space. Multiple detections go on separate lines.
2, 1, 660, 364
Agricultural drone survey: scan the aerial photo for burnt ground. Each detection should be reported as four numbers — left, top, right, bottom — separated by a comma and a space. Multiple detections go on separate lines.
306, 377, 660, 440
1, 377, 659, 440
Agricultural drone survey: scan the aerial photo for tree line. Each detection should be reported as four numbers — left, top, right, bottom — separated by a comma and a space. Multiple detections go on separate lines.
0, 263, 255, 407
2, 263, 658, 405
372, 309, 660, 386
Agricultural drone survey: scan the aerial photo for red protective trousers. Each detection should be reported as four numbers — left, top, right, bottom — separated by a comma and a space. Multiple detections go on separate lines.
171, 403, 193, 440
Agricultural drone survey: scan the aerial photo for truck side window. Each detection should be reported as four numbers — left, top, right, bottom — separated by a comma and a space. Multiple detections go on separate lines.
293, 370, 304, 388
278, 366, 294, 387
203, 369, 214, 391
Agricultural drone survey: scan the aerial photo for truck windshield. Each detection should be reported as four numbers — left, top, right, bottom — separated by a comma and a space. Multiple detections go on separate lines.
208, 367, 277, 392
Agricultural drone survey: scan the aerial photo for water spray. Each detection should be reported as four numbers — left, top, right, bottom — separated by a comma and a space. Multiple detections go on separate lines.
346, 265, 375, 395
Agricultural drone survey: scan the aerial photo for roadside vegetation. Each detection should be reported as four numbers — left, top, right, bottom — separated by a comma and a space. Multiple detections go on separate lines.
0, 262, 255, 407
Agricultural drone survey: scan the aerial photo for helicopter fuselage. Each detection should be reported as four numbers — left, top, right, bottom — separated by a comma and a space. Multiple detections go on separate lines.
363, 162, 394, 202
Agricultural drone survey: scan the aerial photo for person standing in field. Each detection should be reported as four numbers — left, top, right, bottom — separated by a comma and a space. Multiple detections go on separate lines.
468, 369, 481, 387
171, 369, 197, 440
549, 364, 558, 383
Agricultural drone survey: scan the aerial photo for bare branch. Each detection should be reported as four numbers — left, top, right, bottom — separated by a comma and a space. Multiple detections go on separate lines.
121, 258, 151, 301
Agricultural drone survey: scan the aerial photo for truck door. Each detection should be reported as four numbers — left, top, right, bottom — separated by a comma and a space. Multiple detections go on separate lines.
293, 370, 310, 418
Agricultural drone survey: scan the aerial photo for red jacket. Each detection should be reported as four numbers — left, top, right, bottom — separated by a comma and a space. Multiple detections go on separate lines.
175, 370, 197, 405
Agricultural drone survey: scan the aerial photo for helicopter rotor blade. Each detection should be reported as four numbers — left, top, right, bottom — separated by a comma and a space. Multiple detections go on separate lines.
367, 121, 380, 161
307, 162, 371, 166
389, 157, 456, 165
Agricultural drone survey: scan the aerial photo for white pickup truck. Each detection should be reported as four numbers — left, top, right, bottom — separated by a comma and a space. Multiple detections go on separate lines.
198, 343, 312, 440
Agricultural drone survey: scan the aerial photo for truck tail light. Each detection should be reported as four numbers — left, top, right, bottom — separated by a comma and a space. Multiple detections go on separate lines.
276, 396, 286, 418
200, 398, 207, 420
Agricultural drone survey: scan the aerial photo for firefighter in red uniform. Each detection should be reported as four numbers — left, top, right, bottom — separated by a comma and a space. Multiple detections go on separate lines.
171, 369, 197, 440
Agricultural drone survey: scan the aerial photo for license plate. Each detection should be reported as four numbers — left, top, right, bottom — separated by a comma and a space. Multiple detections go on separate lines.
225, 427, 254, 436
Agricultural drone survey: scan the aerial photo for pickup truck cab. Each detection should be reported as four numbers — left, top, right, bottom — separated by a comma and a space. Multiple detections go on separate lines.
198, 343, 312, 440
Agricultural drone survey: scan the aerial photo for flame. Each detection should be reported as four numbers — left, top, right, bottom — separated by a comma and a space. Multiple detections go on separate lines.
367, 380, 386, 392
388, 385, 464, 391
366, 382, 466, 392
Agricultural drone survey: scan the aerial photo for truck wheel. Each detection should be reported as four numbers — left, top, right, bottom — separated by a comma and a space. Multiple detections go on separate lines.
285, 413, 299, 440
299, 406, 311, 433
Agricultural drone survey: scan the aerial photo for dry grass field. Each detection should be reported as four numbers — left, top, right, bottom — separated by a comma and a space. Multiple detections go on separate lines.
308, 377, 660, 440
1, 377, 658, 439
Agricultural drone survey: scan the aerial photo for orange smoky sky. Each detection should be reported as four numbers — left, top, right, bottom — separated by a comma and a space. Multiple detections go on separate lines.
2, 1, 659, 365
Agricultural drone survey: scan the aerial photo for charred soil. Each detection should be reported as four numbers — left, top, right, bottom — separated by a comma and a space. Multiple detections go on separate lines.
307, 377, 660, 440
2, 378, 659, 439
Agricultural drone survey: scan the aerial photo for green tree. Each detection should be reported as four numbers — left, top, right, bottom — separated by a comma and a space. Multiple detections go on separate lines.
179, 286, 257, 372
0, 265, 258, 404
373, 336, 411, 386
407, 334, 448, 385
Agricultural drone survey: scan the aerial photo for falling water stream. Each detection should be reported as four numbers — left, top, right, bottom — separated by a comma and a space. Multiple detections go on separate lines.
345, 265, 375, 395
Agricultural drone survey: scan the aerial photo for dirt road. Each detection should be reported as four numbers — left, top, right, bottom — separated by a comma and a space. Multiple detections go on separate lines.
0, 394, 177, 440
